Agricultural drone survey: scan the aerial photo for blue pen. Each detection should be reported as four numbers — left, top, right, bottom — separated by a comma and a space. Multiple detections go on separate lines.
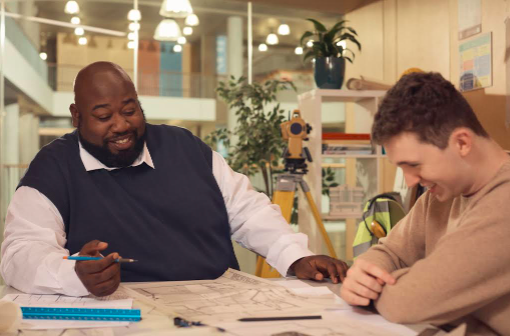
64, 256, 138, 263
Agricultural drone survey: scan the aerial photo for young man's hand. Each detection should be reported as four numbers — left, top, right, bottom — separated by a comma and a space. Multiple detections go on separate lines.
340, 259, 396, 305
74, 240, 121, 297
290, 255, 348, 284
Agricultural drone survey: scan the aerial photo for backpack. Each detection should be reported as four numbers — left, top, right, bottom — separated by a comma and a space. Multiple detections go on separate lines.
352, 192, 406, 259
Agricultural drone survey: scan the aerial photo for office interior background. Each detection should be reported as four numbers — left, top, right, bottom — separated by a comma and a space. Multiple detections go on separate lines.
0, 0, 509, 280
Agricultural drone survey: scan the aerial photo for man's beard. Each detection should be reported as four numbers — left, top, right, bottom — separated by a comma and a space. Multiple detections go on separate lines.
79, 128, 147, 168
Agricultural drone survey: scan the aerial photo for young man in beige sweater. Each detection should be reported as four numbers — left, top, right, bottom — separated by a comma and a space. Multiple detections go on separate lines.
340, 72, 510, 335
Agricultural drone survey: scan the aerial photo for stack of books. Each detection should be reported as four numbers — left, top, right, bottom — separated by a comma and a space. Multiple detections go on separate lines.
322, 133, 374, 155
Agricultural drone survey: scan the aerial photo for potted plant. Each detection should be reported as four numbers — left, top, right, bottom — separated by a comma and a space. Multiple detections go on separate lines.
300, 18, 361, 89
205, 76, 296, 198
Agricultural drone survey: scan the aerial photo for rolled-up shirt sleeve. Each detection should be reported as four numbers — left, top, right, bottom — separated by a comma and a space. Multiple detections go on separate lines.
1, 186, 88, 296
212, 151, 314, 276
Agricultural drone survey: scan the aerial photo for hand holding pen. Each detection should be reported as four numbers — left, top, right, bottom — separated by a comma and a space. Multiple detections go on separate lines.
73, 240, 122, 297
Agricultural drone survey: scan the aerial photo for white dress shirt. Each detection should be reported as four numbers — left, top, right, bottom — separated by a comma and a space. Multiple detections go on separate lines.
1, 141, 314, 296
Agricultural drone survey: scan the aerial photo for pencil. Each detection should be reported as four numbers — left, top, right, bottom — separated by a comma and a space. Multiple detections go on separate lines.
63, 256, 138, 263
238, 315, 322, 322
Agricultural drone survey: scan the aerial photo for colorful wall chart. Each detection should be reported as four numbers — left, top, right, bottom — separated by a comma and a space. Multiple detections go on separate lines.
459, 32, 492, 92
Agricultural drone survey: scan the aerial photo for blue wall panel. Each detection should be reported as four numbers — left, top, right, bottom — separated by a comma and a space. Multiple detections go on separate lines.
159, 42, 183, 97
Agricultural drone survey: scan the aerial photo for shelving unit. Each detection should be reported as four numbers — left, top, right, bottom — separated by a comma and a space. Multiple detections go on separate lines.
297, 89, 387, 261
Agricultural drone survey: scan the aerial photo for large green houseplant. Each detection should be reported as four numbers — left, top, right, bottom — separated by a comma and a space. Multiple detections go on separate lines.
300, 18, 361, 89
205, 76, 296, 198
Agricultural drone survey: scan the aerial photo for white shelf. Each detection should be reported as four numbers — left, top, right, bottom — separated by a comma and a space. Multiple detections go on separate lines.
298, 88, 387, 260
298, 89, 386, 102
322, 154, 385, 159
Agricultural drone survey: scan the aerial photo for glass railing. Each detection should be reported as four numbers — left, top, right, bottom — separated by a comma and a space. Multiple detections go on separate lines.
5, 16, 48, 82
47, 63, 227, 99
0, 164, 28, 225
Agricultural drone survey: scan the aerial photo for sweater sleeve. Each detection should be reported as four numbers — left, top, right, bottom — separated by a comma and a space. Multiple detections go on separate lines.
373, 186, 510, 326
356, 192, 432, 273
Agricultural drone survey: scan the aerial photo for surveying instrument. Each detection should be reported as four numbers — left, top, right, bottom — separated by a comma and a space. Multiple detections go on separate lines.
255, 110, 338, 278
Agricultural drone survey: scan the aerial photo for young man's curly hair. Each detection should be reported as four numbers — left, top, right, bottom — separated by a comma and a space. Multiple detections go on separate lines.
371, 72, 488, 149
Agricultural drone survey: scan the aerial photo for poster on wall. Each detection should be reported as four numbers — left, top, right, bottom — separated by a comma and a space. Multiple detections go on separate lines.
458, 0, 481, 40
459, 32, 492, 92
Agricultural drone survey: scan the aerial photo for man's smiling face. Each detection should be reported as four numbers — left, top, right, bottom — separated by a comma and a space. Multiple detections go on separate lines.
385, 132, 469, 202
70, 64, 146, 168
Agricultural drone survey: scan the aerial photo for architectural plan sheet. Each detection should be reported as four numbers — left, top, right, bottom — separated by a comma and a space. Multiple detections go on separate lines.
122, 268, 345, 322
122, 269, 419, 336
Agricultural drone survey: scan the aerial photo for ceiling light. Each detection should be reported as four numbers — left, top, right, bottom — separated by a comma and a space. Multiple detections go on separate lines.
154, 19, 182, 41
177, 36, 187, 44
278, 23, 290, 35
266, 33, 278, 45
159, 0, 193, 18
294, 46, 303, 55
173, 44, 182, 52
185, 14, 199, 26
183, 26, 193, 36
306, 40, 314, 47
129, 22, 140, 31
39, 52, 47, 60
127, 41, 135, 49
74, 27, 84, 36
78, 36, 87, 45
64, 1, 79, 14
70, 16, 80, 25
258, 43, 267, 52
128, 32, 136, 40
127, 9, 141, 21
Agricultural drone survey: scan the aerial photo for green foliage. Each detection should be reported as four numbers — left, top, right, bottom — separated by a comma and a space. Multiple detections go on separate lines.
204, 76, 296, 197
300, 18, 361, 63
322, 167, 339, 197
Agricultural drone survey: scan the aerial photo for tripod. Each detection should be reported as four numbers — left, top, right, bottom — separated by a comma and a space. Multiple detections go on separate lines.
255, 172, 338, 278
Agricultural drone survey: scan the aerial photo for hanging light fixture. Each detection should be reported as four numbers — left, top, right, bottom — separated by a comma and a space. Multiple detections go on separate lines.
294, 46, 303, 55
129, 22, 140, 31
39, 52, 47, 60
159, 0, 193, 18
128, 32, 136, 40
258, 43, 267, 52
70, 16, 80, 25
177, 36, 187, 44
173, 44, 182, 53
185, 14, 199, 26
127, 9, 141, 21
278, 23, 290, 35
127, 40, 135, 49
74, 27, 84, 36
266, 33, 278, 45
183, 27, 193, 36
154, 19, 182, 41
64, 1, 79, 14
78, 36, 87, 45
306, 40, 314, 47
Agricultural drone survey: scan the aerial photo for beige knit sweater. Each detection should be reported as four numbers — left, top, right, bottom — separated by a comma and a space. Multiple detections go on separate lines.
358, 160, 510, 336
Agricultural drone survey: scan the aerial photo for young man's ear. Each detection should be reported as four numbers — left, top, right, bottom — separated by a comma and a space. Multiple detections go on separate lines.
450, 128, 472, 157
70, 104, 79, 128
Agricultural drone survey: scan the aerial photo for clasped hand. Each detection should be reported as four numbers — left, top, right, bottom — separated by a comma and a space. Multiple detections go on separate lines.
340, 259, 396, 306
74, 240, 121, 297
290, 255, 349, 284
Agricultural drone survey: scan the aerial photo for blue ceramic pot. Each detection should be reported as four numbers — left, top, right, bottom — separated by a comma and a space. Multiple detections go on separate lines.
314, 56, 346, 89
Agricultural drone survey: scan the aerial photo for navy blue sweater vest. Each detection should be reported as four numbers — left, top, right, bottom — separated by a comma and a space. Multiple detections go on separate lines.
18, 124, 239, 282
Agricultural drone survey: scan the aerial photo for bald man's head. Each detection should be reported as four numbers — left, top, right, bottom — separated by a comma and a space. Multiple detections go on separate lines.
73, 62, 136, 105
69, 62, 146, 168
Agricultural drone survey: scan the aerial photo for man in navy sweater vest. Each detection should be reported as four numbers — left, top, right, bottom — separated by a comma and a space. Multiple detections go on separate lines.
1, 62, 347, 297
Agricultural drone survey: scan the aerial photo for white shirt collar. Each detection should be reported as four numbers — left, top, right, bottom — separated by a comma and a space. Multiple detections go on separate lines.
79, 140, 155, 171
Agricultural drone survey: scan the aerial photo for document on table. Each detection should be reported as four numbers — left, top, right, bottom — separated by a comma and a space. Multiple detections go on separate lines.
2, 289, 134, 330
123, 268, 346, 323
